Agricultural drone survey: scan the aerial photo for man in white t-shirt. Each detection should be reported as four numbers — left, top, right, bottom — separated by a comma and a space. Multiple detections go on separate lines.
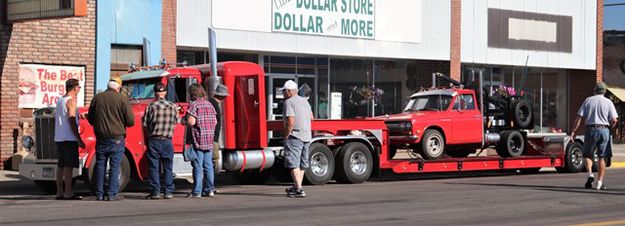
281, 80, 313, 198
570, 82, 618, 190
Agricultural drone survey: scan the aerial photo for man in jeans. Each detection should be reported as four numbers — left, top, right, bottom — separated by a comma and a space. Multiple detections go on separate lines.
87, 78, 134, 201
570, 82, 618, 190
143, 83, 179, 199
280, 80, 313, 198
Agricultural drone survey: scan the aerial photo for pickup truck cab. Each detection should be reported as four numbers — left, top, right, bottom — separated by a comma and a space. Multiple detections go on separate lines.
381, 88, 483, 159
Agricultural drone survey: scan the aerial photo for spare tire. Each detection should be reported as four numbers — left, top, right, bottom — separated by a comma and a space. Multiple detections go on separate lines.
496, 130, 525, 157
511, 99, 532, 129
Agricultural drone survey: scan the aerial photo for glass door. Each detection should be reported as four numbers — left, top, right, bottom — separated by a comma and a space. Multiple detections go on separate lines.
267, 73, 317, 121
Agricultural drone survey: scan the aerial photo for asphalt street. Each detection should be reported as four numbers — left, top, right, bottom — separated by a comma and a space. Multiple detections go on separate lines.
1, 168, 625, 226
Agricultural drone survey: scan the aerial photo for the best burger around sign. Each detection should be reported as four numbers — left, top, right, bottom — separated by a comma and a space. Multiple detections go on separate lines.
18, 64, 85, 109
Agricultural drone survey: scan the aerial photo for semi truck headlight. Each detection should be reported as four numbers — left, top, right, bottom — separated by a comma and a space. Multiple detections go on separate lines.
22, 136, 34, 150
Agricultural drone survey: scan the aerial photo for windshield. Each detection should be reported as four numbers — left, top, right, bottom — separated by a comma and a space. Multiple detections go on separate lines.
121, 78, 162, 99
403, 95, 453, 112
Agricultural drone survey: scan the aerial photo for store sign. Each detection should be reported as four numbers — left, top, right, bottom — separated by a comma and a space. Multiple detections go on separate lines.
272, 0, 375, 39
18, 64, 86, 108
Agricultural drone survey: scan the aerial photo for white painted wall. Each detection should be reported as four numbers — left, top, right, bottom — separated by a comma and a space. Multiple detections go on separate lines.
177, 0, 451, 61
461, 0, 597, 70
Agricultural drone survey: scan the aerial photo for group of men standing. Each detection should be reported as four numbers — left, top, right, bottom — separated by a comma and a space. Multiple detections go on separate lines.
54, 77, 314, 200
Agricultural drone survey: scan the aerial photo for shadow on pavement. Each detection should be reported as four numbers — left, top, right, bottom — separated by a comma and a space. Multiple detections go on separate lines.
446, 182, 625, 195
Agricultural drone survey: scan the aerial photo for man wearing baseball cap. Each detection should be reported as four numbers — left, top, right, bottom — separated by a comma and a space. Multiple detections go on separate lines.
143, 82, 179, 199
280, 80, 313, 198
571, 82, 618, 190
87, 76, 134, 201
208, 84, 229, 168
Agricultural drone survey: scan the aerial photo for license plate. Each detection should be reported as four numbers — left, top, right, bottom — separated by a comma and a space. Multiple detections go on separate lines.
42, 167, 54, 178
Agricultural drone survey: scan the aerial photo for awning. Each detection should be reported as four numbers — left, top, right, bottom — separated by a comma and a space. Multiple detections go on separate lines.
607, 87, 625, 102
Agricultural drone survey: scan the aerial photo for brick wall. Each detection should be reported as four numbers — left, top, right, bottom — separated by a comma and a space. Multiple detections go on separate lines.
449, 0, 461, 81
408, 60, 451, 90
568, 70, 596, 132
162, 0, 177, 64
0, 0, 96, 169
596, 0, 604, 82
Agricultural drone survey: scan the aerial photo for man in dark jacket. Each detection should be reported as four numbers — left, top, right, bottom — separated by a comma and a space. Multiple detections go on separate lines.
208, 84, 229, 169
87, 77, 135, 201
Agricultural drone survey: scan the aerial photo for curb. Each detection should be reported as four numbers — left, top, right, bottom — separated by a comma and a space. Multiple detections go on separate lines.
610, 161, 625, 169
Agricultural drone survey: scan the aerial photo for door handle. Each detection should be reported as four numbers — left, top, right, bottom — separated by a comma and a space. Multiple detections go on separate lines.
254, 100, 259, 107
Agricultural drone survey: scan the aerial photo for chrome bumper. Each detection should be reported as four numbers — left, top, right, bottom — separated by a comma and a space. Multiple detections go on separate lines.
18, 154, 85, 181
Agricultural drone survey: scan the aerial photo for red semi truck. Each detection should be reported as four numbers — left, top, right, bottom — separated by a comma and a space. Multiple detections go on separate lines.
19, 61, 587, 193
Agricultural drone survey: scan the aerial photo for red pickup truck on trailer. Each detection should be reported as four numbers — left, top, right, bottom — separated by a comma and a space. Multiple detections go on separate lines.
19, 61, 588, 193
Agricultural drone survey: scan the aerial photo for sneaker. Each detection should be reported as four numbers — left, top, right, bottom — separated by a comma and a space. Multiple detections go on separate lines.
164, 194, 174, 199
288, 189, 306, 198
285, 186, 298, 196
187, 193, 201, 198
207, 191, 215, 197
585, 176, 595, 189
145, 194, 162, 200
596, 181, 607, 190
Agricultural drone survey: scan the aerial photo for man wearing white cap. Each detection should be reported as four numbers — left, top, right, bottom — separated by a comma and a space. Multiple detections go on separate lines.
280, 80, 313, 198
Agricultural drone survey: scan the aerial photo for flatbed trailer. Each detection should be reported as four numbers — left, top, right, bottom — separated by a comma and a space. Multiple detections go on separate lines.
264, 119, 581, 185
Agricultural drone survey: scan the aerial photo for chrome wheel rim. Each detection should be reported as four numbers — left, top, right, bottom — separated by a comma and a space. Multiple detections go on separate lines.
310, 152, 329, 177
427, 135, 443, 156
350, 151, 367, 175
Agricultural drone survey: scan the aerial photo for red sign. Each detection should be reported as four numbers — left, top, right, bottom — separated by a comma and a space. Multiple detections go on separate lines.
18, 64, 86, 108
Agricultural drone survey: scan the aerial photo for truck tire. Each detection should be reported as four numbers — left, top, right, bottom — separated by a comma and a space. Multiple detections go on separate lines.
233, 170, 271, 185
511, 99, 532, 129
85, 153, 131, 193
304, 143, 335, 185
334, 142, 373, 184
34, 180, 57, 195
419, 129, 445, 160
496, 130, 525, 157
556, 142, 584, 173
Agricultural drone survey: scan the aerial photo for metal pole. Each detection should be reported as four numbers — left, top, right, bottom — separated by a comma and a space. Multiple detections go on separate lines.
207, 27, 220, 95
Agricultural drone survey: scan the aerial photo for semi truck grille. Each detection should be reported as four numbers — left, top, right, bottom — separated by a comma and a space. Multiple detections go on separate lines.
34, 108, 57, 160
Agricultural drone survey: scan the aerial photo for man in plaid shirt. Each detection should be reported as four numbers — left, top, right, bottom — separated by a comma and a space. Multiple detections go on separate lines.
143, 82, 179, 200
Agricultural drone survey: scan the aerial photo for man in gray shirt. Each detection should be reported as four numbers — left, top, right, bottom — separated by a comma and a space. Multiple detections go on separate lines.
280, 80, 313, 198
570, 82, 618, 190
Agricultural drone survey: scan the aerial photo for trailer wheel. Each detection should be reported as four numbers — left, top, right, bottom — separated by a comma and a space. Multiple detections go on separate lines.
556, 142, 584, 173
511, 99, 532, 129
496, 130, 525, 157
233, 170, 271, 185
304, 143, 335, 185
335, 142, 373, 184
85, 153, 131, 193
419, 129, 445, 160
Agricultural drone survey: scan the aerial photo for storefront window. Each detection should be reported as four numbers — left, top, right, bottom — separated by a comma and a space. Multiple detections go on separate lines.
330, 58, 373, 118
317, 58, 329, 119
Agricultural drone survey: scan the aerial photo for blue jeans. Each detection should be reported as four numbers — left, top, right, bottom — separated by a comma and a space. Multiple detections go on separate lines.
148, 138, 175, 196
191, 148, 214, 196
95, 138, 125, 199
